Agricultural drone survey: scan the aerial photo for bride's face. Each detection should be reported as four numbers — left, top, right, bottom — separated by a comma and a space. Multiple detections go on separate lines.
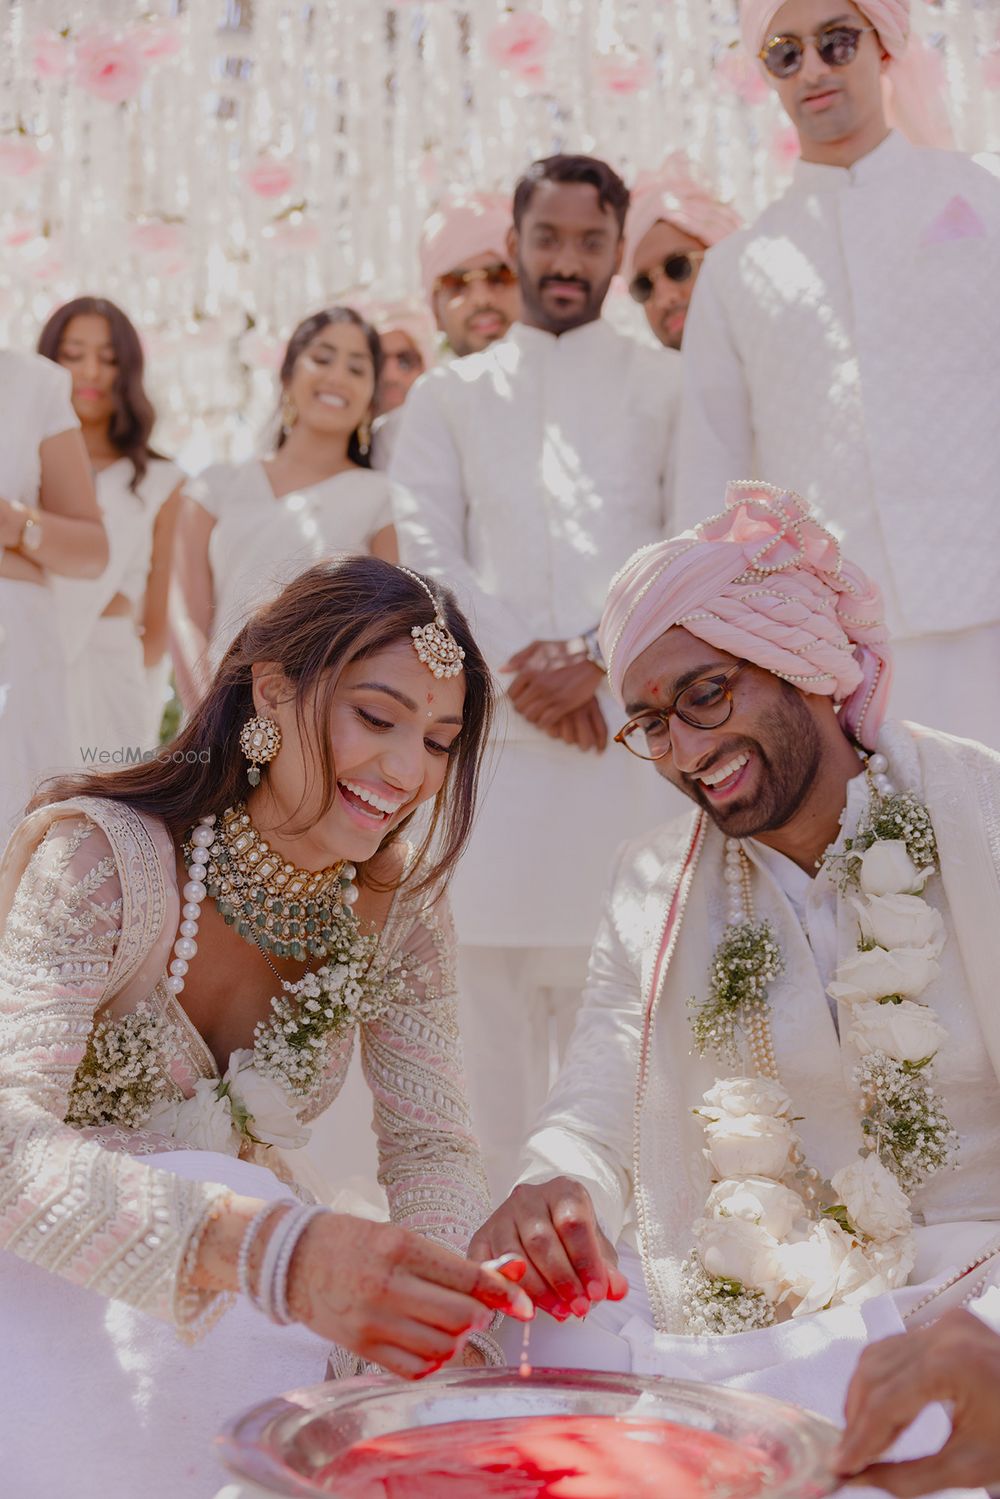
249, 639, 466, 867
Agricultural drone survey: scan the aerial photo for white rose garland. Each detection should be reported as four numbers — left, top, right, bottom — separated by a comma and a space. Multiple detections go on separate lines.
684, 772, 957, 1333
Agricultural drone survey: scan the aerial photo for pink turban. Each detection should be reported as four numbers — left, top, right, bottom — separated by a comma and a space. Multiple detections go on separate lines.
739, 1, 953, 150
348, 295, 439, 372
624, 155, 742, 278
600, 482, 893, 749
740, 0, 908, 59
419, 192, 513, 305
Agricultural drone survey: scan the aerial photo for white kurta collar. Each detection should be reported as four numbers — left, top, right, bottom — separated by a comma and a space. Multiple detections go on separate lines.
791, 128, 912, 193
508, 317, 616, 357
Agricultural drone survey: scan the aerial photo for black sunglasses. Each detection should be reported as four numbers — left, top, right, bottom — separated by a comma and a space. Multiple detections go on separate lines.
629, 250, 706, 305
759, 23, 877, 79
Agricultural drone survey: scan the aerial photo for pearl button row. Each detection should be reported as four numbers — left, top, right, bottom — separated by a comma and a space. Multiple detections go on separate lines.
165, 815, 217, 996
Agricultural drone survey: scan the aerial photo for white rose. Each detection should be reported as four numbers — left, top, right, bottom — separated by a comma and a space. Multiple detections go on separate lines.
695, 1218, 783, 1299
857, 841, 931, 897
827, 946, 940, 1005
699, 1077, 793, 1121
847, 998, 947, 1065
852, 894, 945, 955
866, 1233, 916, 1291
704, 1113, 796, 1180
144, 1097, 181, 1138
226, 1050, 311, 1150
168, 1078, 240, 1155
705, 1177, 807, 1241
830, 1156, 912, 1243
777, 1221, 876, 1317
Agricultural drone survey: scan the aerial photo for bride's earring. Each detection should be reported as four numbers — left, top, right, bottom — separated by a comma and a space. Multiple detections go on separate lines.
239, 714, 282, 787
281, 394, 298, 432
358, 417, 372, 455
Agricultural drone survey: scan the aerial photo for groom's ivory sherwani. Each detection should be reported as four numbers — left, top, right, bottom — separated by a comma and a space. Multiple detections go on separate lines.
516, 721, 1000, 1337
676, 132, 1000, 747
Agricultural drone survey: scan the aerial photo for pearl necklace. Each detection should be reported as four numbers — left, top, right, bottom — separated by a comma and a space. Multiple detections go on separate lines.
720, 752, 896, 1207
166, 811, 359, 997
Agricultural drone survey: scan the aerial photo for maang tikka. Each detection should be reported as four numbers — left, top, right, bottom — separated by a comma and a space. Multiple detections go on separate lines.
399, 567, 466, 679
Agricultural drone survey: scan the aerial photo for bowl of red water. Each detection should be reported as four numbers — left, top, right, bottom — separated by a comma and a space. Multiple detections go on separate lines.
218, 1365, 840, 1498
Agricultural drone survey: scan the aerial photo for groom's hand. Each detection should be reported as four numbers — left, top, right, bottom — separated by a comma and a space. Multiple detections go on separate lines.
469, 1178, 628, 1320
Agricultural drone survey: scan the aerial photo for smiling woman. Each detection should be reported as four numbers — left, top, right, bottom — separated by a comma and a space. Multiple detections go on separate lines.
0, 557, 528, 1499
173, 306, 400, 708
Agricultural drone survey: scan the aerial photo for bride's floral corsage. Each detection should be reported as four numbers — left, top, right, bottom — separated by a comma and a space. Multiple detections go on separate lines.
683, 771, 954, 1334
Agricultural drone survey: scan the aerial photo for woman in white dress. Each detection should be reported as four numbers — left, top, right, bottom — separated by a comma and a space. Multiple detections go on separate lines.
175, 306, 397, 708
38, 297, 185, 756
0, 557, 530, 1499
0, 349, 107, 841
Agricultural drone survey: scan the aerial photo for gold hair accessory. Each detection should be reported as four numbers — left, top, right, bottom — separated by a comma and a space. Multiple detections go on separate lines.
398, 567, 466, 679
240, 713, 282, 786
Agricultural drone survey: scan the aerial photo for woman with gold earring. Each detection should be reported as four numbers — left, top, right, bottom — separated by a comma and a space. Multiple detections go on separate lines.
173, 307, 397, 710
0, 556, 532, 1499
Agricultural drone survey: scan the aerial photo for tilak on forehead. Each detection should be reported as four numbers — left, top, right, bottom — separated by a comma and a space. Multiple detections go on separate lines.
598, 481, 893, 750
397, 567, 466, 680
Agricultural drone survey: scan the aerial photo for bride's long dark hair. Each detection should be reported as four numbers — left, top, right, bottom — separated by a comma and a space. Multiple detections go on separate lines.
35, 558, 494, 897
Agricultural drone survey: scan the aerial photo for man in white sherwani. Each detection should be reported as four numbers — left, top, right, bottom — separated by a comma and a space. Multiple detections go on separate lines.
392, 154, 681, 1196
676, 0, 1000, 747
472, 484, 1000, 1476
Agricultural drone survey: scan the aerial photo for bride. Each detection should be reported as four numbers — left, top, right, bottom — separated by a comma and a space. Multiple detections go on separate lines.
0, 555, 530, 1499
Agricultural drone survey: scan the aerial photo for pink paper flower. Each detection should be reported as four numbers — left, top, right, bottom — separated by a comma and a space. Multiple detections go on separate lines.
129, 221, 186, 256
32, 30, 72, 80
245, 155, 297, 199
4, 215, 41, 248
134, 20, 184, 61
75, 31, 146, 104
0, 138, 44, 178
714, 51, 770, 107
265, 217, 320, 251
594, 49, 653, 96
485, 13, 553, 75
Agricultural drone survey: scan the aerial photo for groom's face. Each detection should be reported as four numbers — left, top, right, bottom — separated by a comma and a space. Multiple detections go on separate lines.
620, 627, 823, 838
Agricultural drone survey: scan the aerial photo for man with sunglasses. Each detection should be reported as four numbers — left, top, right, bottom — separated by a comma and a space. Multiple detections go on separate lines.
472, 481, 1000, 1423
391, 154, 680, 1196
419, 192, 522, 359
677, 0, 1000, 749
623, 155, 741, 350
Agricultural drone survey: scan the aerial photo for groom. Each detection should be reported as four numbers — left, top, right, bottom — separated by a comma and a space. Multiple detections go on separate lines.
471, 482, 1000, 1374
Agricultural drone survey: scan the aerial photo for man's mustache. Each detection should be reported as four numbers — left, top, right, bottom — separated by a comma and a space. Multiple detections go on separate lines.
539, 276, 591, 294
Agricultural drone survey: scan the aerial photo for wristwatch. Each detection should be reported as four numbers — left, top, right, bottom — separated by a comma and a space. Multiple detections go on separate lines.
14, 504, 43, 554
581, 625, 606, 672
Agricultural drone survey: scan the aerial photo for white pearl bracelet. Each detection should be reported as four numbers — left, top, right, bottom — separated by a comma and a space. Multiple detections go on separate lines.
254, 1203, 327, 1325
237, 1199, 294, 1312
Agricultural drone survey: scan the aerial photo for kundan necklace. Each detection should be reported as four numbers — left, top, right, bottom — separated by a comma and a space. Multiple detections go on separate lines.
182, 802, 358, 964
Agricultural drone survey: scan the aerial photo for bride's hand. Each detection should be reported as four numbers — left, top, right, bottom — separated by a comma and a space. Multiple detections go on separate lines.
286, 1213, 533, 1379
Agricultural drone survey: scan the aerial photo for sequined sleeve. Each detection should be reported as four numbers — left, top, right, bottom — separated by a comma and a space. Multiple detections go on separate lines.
0, 816, 230, 1336
359, 889, 491, 1254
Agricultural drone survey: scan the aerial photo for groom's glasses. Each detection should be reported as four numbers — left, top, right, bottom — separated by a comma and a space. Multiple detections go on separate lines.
759, 24, 877, 79
614, 664, 746, 761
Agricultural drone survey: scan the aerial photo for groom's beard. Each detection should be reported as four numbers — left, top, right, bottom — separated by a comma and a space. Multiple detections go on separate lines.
678, 687, 823, 840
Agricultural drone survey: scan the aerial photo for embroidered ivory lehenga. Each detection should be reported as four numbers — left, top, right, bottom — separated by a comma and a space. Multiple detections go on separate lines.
0, 794, 491, 1499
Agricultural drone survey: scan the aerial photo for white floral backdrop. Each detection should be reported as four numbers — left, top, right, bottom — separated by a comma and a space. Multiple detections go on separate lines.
1, 0, 998, 461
